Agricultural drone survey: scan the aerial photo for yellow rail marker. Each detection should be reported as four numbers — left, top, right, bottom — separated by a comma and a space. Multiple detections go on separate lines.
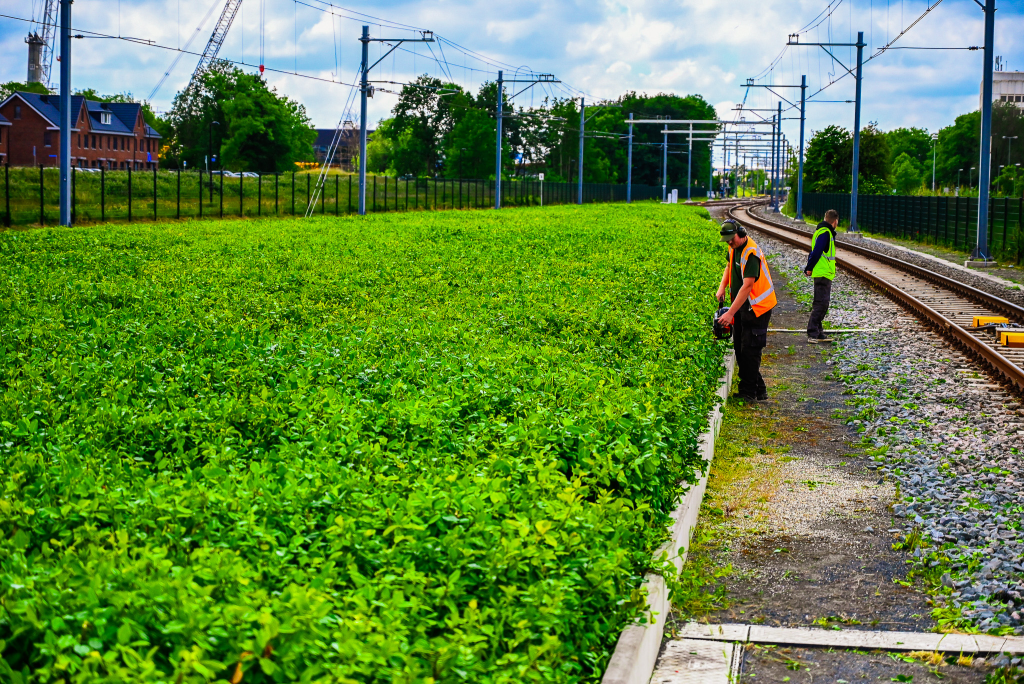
973, 315, 1009, 327
999, 331, 1024, 348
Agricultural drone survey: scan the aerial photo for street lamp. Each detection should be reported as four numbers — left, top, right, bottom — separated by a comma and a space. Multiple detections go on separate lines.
1005, 136, 1018, 166
970, 166, 977, 191
208, 120, 220, 202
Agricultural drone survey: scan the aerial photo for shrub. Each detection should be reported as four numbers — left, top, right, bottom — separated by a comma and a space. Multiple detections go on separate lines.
0, 204, 726, 683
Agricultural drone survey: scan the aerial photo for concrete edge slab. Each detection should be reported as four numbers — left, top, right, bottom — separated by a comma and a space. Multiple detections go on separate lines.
600, 354, 736, 684
649, 640, 736, 683
677, 622, 1024, 654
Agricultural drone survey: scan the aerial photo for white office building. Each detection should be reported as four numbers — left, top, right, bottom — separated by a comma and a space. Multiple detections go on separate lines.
981, 71, 1024, 110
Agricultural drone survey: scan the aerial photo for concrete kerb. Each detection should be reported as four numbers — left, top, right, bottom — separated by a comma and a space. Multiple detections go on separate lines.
600, 353, 736, 684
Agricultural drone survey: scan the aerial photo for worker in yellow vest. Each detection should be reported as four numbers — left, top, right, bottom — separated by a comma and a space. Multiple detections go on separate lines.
715, 220, 778, 401
804, 209, 838, 344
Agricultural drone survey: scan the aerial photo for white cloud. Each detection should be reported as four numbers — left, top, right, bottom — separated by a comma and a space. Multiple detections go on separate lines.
0, 0, 1020, 144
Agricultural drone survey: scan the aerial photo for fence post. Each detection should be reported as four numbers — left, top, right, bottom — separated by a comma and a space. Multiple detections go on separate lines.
1004, 197, 1009, 254
275, 173, 279, 215
39, 165, 44, 226
177, 167, 181, 220
373, 175, 377, 211
4, 163, 9, 227
258, 174, 262, 217
219, 171, 224, 218
71, 167, 76, 224
292, 172, 295, 215
348, 174, 352, 213
240, 174, 244, 217
306, 174, 310, 216
198, 170, 203, 220
128, 166, 132, 223
406, 177, 410, 211
153, 168, 157, 221
335, 175, 339, 216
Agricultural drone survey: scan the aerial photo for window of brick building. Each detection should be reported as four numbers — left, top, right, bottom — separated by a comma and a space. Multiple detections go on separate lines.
44, 132, 52, 147
14, 106, 21, 120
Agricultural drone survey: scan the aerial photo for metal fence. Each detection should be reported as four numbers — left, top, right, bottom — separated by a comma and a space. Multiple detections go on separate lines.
1, 164, 668, 227
802, 192, 1024, 262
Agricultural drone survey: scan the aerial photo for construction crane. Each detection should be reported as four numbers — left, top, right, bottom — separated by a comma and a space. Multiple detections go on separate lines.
25, 0, 58, 87
186, 0, 243, 91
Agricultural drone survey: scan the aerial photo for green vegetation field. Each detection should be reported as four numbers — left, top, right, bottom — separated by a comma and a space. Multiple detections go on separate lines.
0, 204, 726, 683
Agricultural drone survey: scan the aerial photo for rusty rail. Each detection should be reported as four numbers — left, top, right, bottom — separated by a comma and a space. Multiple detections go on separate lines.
728, 206, 1024, 392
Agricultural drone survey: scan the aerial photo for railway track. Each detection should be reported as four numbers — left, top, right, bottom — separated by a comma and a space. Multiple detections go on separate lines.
727, 204, 1024, 393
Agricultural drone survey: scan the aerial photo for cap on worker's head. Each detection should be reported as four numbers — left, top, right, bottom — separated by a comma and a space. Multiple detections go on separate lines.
719, 220, 742, 242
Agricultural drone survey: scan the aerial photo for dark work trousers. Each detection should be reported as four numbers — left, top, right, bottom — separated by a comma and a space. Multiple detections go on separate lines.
733, 307, 773, 397
807, 277, 833, 338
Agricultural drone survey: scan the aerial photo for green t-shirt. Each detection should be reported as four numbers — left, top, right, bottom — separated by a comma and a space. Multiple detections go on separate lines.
729, 242, 761, 306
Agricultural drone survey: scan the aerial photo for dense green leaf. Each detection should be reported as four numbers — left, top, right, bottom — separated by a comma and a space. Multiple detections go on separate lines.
0, 203, 726, 682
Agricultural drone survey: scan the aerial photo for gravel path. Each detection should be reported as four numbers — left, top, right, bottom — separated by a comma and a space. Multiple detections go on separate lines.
751, 205, 1024, 309
749, 216, 1024, 645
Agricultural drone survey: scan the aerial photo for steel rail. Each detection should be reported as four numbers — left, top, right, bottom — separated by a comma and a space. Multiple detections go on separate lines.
727, 205, 1024, 392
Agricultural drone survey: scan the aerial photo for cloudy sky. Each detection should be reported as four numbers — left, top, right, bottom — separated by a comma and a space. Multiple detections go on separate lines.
2, 0, 1022, 162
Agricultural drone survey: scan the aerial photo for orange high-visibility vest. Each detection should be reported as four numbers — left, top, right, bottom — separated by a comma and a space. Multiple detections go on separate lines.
725, 236, 778, 317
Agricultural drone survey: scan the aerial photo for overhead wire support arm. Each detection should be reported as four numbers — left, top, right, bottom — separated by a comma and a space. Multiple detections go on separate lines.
492, 73, 560, 210
353, 28, 436, 217
786, 32, 866, 231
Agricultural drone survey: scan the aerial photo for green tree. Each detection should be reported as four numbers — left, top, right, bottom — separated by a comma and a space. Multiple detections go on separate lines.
365, 118, 395, 173
893, 152, 922, 194
162, 61, 314, 172
803, 125, 852, 192
886, 127, 931, 175
935, 110, 980, 188
857, 123, 892, 193
445, 108, 501, 179
0, 81, 49, 101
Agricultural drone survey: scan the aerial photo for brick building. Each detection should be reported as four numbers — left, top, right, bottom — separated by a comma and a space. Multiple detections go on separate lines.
0, 112, 9, 164
0, 92, 162, 169
313, 128, 370, 171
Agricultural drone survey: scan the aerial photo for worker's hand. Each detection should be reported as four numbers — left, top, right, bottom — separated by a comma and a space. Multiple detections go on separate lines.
715, 288, 725, 303
804, 270, 812, 276
717, 310, 734, 327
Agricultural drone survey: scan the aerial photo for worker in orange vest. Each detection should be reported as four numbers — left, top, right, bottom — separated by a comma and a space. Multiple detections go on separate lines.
715, 220, 779, 401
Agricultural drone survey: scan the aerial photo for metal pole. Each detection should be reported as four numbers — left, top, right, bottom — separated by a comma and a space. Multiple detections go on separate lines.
769, 114, 776, 209
931, 136, 937, 193
662, 125, 667, 202
687, 122, 692, 200
797, 75, 806, 220
58, 0, 70, 227
495, 70, 503, 210
358, 26, 369, 216
577, 97, 584, 205
975, 0, 995, 259
627, 113, 633, 203
851, 31, 865, 232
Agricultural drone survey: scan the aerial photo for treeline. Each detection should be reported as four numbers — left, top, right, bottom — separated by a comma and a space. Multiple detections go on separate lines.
365, 75, 717, 185
159, 65, 718, 185
797, 101, 1024, 197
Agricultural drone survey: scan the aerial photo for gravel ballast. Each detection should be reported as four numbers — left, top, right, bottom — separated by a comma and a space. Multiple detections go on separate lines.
750, 220, 1024, 640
